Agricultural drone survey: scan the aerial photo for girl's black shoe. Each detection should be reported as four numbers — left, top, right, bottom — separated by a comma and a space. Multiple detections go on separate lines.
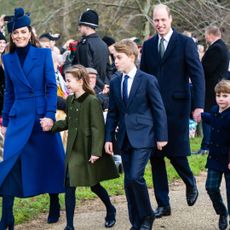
105, 206, 116, 228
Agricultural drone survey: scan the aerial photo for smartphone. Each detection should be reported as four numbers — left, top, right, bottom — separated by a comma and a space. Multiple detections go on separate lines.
4, 15, 14, 22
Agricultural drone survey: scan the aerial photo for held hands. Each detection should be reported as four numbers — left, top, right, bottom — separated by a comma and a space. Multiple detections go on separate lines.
40, 117, 54, 131
89, 155, 100, 164
157, 141, 167, 151
193, 108, 204, 123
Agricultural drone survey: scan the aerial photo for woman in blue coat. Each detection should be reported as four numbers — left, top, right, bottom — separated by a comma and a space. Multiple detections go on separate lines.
0, 8, 65, 229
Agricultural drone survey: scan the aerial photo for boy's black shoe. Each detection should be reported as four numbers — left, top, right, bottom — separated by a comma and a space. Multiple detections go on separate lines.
219, 215, 227, 230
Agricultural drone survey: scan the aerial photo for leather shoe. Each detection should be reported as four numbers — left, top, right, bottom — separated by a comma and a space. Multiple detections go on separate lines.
219, 215, 228, 230
139, 214, 155, 230
64, 226, 75, 230
105, 206, 116, 228
154, 206, 171, 218
186, 185, 198, 206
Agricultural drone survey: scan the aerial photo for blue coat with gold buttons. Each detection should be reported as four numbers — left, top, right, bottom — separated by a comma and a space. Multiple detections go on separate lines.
202, 106, 230, 172
0, 46, 65, 197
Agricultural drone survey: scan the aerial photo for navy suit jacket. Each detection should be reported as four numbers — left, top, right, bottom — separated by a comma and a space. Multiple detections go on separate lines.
105, 69, 168, 150
140, 30, 205, 156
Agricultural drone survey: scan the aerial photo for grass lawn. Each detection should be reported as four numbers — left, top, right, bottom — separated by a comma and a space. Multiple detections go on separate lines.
1, 137, 207, 224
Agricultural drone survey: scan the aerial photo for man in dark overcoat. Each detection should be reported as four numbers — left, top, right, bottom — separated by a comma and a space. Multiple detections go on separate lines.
140, 3, 205, 217
195, 25, 229, 155
72, 9, 109, 91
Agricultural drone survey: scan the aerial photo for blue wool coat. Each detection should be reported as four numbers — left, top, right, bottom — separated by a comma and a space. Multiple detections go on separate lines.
0, 46, 65, 197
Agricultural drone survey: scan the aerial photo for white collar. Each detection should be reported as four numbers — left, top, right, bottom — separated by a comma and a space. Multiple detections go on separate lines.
123, 66, 137, 79
158, 28, 173, 43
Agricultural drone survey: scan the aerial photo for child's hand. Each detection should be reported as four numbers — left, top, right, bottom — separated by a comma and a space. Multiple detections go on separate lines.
157, 141, 168, 151
89, 155, 100, 164
228, 163, 230, 170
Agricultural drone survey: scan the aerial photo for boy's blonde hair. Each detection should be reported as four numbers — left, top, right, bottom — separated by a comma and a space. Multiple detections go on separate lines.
215, 80, 230, 94
113, 39, 139, 62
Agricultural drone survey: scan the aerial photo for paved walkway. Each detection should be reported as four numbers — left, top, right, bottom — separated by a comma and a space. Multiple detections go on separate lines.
16, 172, 226, 230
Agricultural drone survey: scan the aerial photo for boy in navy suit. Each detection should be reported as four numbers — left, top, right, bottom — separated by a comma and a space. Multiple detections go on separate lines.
203, 80, 230, 230
105, 39, 168, 230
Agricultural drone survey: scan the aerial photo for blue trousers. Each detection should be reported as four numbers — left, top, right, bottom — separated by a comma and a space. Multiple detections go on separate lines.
121, 146, 153, 229
206, 169, 230, 216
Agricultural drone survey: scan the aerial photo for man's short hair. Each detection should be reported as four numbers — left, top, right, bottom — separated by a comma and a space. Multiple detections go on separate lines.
205, 25, 221, 37
153, 4, 171, 18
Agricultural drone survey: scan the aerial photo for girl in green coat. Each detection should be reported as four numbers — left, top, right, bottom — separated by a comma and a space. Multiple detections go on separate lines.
49, 65, 119, 230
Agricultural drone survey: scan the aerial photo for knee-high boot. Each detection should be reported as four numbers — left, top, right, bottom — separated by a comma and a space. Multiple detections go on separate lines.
47, 193, 60, 224
0, 195, 14, 230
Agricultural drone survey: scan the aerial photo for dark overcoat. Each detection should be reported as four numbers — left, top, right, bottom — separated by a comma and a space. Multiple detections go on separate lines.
140, 30, 205, 156
202, 39, 229, 111
52, 93, 119, 187
72, 33, 109, 88
0, 46, 65, 197
202, 106, 230, 172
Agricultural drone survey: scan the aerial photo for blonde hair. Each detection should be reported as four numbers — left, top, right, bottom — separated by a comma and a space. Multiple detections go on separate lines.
215, 80, 230, 94
113, 39, 139, 62
65, 64, 95, 95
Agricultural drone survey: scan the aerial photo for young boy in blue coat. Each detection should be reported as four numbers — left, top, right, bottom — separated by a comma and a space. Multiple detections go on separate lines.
202, 80, 230, 230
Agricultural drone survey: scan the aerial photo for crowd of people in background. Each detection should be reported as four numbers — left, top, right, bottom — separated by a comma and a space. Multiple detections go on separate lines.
0, 3, 229, 230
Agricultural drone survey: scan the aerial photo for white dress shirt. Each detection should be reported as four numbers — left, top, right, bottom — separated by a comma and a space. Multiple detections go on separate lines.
158, 28, 173, 51
121, 66, 137, 98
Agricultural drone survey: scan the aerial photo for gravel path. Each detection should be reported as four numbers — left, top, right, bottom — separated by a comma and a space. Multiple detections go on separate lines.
16, 172, 227, 230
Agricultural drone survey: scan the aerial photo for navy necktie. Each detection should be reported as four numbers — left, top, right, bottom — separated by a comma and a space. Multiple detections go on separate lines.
123, 75, 129, 106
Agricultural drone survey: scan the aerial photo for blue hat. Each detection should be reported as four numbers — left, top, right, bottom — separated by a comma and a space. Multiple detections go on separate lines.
7, 8, 31, 33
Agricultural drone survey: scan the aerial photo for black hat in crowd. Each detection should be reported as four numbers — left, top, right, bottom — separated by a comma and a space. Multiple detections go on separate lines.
39, 32, 61, 41
102, 36, 115, 47
79, 9, 99, 29
7, 8, 31, 33
0, 32, 6, 41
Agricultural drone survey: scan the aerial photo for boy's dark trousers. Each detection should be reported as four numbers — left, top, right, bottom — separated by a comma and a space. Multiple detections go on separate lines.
205, 169, 230, 216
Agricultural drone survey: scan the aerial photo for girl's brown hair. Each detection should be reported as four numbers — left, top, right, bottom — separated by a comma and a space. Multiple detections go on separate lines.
9, 26, 40, 53
65, 64, 95, 95
215, 80, 230, 94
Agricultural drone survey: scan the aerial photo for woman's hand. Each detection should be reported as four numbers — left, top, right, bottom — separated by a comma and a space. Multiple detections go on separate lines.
1, 126, 7, 136
89, 155, 100, 164
40, 117, 54, 131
